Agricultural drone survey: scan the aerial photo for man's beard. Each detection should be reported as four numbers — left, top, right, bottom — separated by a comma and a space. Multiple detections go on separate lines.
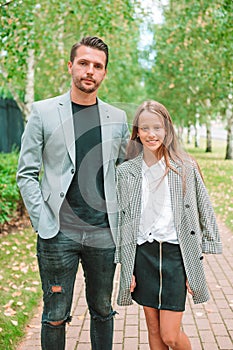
73, 77, 101, 94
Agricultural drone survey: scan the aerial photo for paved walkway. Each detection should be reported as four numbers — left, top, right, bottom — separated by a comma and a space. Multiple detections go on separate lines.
17, 219, 233, 350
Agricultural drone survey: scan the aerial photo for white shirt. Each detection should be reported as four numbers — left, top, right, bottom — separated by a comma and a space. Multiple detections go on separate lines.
138, 159, 178, 245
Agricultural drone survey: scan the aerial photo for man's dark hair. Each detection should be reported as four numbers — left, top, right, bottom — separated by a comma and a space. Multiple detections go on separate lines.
70, 36, 109, 68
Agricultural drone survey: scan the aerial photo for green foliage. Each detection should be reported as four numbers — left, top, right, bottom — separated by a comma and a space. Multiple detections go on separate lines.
0, 0, 37, 101
0, 152, 21, 225
0, 228, 41, 350
1, 0, 146, 109
143, 0, 232, 127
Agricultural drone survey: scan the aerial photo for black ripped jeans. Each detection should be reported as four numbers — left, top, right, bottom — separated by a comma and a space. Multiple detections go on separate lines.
37, 231, 116, 350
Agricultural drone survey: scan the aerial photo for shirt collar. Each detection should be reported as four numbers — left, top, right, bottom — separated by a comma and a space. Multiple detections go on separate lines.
142, 157, 165, 174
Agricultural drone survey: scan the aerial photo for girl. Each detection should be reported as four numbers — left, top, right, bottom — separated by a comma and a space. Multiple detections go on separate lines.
115, 100, 222, 350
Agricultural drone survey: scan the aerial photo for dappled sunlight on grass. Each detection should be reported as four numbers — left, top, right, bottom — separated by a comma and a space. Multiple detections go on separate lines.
0, 228, 41, 349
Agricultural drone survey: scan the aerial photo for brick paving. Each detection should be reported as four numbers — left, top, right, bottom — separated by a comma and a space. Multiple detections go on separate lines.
17, 219, 233, 350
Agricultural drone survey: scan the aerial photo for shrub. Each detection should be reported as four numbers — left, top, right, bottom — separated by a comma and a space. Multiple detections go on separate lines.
0, 152, 22, 225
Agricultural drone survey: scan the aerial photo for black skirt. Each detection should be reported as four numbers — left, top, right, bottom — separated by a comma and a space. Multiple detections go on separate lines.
132, 240, 187, 311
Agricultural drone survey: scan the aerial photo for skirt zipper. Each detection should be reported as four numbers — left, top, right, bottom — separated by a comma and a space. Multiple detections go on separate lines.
158, 241, 163, 309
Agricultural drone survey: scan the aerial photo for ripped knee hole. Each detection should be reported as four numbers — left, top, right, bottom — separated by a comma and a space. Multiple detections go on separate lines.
51, 285, 62, 293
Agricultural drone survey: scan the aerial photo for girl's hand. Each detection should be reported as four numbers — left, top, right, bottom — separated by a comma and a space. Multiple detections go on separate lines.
186, 279, 194, 295
130, 275, 136, 292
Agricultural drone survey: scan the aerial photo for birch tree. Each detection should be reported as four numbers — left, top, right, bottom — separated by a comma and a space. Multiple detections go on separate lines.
1, 0, 145, 121
143, 0, 232, 158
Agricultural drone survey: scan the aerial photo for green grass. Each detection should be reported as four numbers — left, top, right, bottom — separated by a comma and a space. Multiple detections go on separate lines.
0, 228, 41, 350
185, 138, 233, 231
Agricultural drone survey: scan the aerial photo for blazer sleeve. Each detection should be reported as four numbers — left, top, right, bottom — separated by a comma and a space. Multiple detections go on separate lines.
16, 103, 43, 231
194, 165, 222, 254
117, 112, 130, 165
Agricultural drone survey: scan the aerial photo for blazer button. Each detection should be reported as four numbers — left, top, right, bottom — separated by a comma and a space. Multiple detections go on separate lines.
185, 204, 190, 208
200, 256, 204, 260
71, 168, 75, 174
60, 192, 65, 198
190, 230, 195, 235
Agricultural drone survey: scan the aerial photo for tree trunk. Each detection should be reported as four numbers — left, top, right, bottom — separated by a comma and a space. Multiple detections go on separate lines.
177, 126, 183, 143
194, 114, 200, 148
0, 63, 26, 116
187, 122, 192, 144
194, 128, 200, 147
225, 109, 233, 160
205, 120, 212, 152
24, 48, 35, 121
57, 19, 66, 94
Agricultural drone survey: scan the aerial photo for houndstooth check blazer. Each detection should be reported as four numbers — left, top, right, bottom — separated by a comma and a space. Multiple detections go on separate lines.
115, 153, 222, 306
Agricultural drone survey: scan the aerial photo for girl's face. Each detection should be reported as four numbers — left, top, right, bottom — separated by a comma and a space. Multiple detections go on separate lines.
137, 111, 166, 154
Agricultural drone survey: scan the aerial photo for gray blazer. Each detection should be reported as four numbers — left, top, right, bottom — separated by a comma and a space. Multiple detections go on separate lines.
16, 91, 129, 241
115, 153, 222, 306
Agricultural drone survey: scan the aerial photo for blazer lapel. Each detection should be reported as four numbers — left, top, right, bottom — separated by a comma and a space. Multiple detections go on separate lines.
57, 91, 75, 166
128, 154, 143, 229
98, 99, 113, 177
168, 160, 183, 233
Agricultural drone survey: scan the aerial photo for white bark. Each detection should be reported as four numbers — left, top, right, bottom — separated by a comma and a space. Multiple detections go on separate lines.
0, 63, 25, 115
194, 113, 200, 148
57, 19, 66, 94
25, 48, 35, 121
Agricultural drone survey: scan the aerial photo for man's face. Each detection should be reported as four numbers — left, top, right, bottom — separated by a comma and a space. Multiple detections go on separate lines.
68, 45, 107, 94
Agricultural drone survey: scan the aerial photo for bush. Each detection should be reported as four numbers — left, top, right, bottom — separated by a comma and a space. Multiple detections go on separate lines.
0, 152, 22, 225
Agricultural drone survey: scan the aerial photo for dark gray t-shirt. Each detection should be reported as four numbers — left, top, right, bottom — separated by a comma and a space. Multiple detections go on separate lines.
59, 102, 113, 247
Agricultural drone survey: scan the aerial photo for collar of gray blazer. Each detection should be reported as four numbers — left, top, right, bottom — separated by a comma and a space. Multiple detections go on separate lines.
57, 90, 113, 175
127, 153, 143, 177
57, 90, 108, 110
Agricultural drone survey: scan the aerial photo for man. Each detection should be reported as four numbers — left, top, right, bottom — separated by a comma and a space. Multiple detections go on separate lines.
17, 36, 129, 350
